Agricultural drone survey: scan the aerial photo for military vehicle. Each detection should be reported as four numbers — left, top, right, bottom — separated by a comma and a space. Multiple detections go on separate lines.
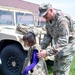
0, 6, 46, 75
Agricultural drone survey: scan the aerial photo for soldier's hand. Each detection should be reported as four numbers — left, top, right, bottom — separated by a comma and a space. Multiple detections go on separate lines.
37, 50, 47, 59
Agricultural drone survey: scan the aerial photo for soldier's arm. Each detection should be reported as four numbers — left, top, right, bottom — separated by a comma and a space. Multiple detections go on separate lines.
56, 18, 69, 48
41, 25, 52, 49
46, 18, 69, 56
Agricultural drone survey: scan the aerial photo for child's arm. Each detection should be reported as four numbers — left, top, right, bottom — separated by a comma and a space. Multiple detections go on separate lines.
22, 49, 39, 75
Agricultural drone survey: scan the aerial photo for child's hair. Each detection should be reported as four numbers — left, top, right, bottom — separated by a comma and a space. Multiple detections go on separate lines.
23, 32, 36, 45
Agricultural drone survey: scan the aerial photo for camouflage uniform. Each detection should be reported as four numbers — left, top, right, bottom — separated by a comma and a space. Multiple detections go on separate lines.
22, 44, 48, 75
41, 11, 75, 75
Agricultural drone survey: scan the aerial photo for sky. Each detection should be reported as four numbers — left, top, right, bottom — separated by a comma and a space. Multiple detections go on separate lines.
23, 0, 75, 20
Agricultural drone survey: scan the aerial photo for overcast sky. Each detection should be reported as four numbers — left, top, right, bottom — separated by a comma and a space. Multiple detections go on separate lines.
23, 0, 75, 20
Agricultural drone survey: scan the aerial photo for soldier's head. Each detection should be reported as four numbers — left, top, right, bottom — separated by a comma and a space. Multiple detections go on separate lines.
39, 3, 54, 21
23, 32, 36, 47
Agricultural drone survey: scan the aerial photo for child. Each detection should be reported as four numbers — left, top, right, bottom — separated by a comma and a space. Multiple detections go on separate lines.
22, 31, 48, 75
23, 32, 36, 47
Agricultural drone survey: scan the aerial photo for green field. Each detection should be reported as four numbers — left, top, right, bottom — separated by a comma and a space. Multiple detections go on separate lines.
48, 55, 75, 75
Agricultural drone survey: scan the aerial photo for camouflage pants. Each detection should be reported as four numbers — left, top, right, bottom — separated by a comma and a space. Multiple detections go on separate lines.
53, 43, 75, 75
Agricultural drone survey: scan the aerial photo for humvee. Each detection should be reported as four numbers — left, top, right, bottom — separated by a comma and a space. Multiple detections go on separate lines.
0, 6, 46, 75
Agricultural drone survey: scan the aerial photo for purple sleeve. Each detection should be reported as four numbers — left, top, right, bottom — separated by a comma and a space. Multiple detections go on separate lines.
23, 49, 39, 75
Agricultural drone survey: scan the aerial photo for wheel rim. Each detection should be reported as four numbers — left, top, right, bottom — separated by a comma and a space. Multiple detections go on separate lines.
6, 55, 20, 72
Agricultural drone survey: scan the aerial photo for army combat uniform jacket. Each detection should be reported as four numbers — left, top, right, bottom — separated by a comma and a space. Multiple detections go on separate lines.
41, 11, 75, 75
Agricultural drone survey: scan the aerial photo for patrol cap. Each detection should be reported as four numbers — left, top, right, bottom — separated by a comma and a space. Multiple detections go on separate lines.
39, 3, 52, 16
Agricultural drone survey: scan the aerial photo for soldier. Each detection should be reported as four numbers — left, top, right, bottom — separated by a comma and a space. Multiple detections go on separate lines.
37, 3, 75, 75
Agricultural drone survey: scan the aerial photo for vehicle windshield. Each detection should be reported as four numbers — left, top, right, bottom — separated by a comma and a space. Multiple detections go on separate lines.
0, 9, 34, 26
16, 12, 34, 26
0, 10, 14, 25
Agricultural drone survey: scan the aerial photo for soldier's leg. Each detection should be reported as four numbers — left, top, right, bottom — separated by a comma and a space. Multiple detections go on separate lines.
54, 55, 73, 75
53, 44, 75, 75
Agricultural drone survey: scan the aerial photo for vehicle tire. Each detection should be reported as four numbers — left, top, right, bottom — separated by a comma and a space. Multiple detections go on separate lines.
0, 44, 27, 75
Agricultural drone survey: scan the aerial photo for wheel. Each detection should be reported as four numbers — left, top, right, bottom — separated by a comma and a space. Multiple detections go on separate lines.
0, 44, 27, 75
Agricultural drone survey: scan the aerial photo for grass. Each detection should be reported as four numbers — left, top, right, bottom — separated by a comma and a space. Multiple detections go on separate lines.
69, 55, 75, 75
47, 55, 75, 75
47, 65, 53, 75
